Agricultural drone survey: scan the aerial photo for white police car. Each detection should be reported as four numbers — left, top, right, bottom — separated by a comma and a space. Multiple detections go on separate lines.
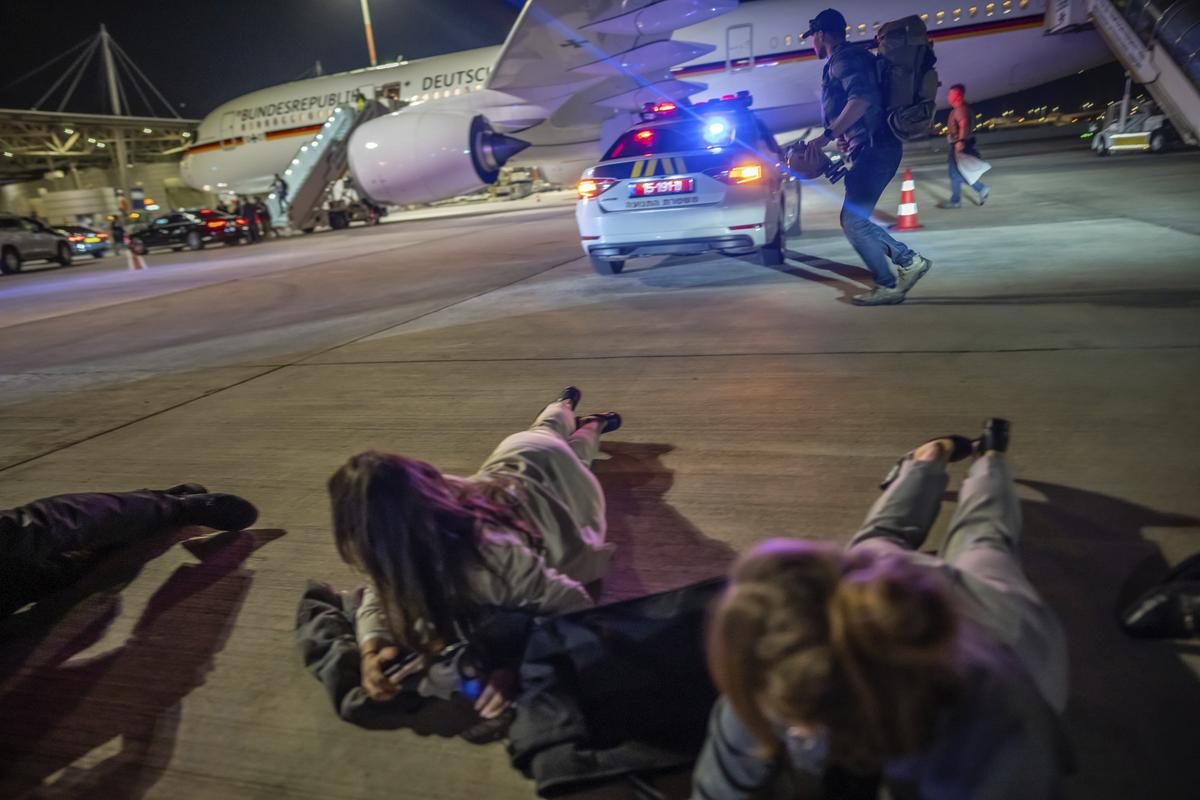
576, 92, 799, 275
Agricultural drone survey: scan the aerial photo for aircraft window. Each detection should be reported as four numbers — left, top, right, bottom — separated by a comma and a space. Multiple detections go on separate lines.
953, 7, 962, 20
422, 94, 429, 101
454, 87, 462, 95
475, 83, 483, 90
1019, 0, 1028, 6
1002, 0, 1012, 12
857, 23, 867, 34
784, 34, 792, 46
969, 5, 978, 14
873, 21, 881, 30
936, 10, 945, 23
986, 2, 995, 14
920, 12, 929, 21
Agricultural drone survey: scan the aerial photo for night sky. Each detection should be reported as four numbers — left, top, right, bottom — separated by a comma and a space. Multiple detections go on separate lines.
0, 1, 521, 118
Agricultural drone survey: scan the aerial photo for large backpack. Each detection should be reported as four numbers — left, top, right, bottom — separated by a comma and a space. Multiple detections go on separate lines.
876, 15, 939, 141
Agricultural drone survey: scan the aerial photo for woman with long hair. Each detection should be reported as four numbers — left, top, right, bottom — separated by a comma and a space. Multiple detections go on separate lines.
328, 387, 620, 718
694, 424, 1072, 798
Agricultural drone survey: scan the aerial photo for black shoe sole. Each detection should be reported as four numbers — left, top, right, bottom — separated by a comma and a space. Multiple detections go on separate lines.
576, 412, 621, 434
556, 386, 582, 411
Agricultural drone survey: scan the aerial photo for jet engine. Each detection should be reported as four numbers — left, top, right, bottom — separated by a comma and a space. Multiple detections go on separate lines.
347, 112, 529, 205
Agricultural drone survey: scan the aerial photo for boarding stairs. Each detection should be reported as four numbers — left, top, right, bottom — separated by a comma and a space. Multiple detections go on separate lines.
1047, 1, 1200, 145
266, 101, 387, 232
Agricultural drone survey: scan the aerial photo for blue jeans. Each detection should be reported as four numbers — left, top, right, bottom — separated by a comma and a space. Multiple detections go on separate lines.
949, 145, 988, 204
842, 136, 914, 289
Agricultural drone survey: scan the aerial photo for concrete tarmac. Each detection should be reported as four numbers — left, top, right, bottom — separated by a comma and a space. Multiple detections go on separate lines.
1, 138, 1197, 799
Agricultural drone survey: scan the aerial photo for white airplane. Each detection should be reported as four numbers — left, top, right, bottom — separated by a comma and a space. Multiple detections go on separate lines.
180, 0, 1111, 205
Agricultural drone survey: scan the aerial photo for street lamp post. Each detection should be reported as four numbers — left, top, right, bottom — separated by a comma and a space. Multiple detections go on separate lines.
360, 0, 378, 67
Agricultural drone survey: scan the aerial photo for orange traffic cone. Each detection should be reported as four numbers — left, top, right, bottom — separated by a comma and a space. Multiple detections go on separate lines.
889, 168, 923, 231
125, 243, 147, 271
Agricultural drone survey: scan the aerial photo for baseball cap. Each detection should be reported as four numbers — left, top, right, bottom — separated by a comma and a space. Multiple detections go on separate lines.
804, 8, 847, 38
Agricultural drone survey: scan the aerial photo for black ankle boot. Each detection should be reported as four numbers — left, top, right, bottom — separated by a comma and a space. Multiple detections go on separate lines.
164, 483, 208, 496
976, 418, 1010, 454
576, 412, 621, 434
178, 493, 259, 531
556, 386, 582, 410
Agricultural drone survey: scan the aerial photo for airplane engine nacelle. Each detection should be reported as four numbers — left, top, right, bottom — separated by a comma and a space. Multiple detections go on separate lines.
348, 112, 529, 205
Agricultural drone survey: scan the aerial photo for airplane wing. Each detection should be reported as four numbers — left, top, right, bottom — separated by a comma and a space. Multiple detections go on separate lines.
483, 0, 738, 150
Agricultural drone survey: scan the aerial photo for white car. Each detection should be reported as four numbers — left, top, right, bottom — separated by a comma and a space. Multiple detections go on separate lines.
575, 93, 799, 275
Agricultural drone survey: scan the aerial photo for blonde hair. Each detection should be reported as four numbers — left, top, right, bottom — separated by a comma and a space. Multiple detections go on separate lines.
707, 539, 964, 769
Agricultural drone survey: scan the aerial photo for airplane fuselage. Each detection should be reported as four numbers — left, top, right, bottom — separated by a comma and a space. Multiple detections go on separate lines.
181, 0, 1111, 196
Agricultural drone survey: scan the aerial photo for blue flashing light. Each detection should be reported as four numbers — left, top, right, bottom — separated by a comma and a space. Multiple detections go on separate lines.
462, 678, 483, 701
703, 117, 732, 145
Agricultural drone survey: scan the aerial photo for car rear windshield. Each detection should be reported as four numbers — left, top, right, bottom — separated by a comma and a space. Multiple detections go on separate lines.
603, 117, 754, 161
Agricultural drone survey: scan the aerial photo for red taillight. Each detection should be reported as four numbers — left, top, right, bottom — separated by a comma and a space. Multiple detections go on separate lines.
710, 163, 764, 185
577, 178, 617, 200
634, 129, 655, 142
235, 217, 247, 225
68, 235, 85, 242
98, 232, 109, 239
206, 220, 226, 229
651, 102, 676, 113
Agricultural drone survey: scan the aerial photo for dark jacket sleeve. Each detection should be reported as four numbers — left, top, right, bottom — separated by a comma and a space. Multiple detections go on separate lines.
831, 49, 882, 109
691, 697, 779, 800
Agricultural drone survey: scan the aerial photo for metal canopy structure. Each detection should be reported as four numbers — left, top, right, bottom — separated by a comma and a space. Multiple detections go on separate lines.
0, 25, 199, 186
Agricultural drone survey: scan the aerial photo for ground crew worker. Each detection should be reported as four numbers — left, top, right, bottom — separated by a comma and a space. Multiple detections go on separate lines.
254, 196, 273, 238
238, 196, 261, 244
939, 83, 992, 209
272, 173, 289, 206
109, 217, 124, 255
804, 8, 933, 306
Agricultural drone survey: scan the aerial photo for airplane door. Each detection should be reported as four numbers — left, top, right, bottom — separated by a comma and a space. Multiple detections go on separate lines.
727, 24, 753, 72
220, 111, 239, 150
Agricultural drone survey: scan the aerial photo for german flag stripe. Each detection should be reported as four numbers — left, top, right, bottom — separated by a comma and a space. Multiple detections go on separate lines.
186, 122, 326, 156
672, 12, 1044, 79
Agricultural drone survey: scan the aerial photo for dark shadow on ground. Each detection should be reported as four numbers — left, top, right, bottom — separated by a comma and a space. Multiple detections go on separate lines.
0, 528, 282, 799
904, 289, 1200, 309
978, 482, 1199, 800
591, 442, 736, 603
772, 251, 874, 304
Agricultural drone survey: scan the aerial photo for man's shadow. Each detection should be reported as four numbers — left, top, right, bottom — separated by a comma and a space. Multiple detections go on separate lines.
979, 482, 1200, 800
591, 442, 736, 603
773, 250, 874, 305
0, 529, 282, 799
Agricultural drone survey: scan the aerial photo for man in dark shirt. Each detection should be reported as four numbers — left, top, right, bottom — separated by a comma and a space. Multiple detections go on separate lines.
940, 83, 991, 208
804, 9, 933, 306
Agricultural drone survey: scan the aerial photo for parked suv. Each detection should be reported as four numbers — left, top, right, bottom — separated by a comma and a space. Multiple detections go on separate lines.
0, 214, 73, 274
128, 209, 247, 254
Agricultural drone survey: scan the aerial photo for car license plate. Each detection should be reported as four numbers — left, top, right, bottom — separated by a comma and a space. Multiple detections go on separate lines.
85, 237, 101, 243
630, 178, 694, 197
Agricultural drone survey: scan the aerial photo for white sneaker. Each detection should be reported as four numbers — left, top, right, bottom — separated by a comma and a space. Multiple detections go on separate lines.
852, 285, 906, 306
896, 255, 932, 293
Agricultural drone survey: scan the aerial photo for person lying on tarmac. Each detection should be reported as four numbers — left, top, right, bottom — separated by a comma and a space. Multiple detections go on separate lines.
0, 485, 258, 619
328, 386, 621, 720
804, 8, 933, 307
693, 420, 1073, 800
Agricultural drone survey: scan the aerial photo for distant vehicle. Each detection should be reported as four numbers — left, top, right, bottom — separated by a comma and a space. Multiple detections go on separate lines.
1090, 101, 1180, 155
575, 93, 799, 275
128, 209, 248, 254
0, 213, 73, 274
55, 224, 111, 258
